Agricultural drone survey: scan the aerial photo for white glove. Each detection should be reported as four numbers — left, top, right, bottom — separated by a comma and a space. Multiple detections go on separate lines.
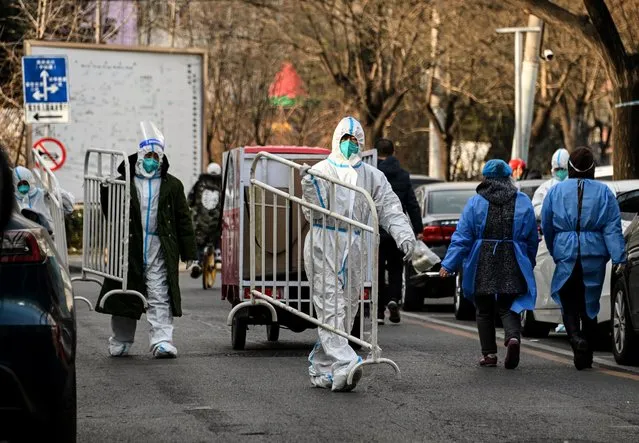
401, 240, 415, 262
299, 163, 312, 177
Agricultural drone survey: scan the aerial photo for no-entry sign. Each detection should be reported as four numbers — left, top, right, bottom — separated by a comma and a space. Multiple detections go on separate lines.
33, 137, 66, 171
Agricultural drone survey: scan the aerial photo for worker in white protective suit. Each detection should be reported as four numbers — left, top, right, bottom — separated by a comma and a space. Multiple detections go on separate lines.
301, 116, 416, 392
99, 121, 197, 359
532, 148, 570, 220
13, 166, 54, 232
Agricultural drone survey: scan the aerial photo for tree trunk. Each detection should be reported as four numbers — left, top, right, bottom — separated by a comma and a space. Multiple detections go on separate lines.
611, 66, 639, 179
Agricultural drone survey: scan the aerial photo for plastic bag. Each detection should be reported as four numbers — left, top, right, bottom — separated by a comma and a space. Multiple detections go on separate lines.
411, 240, 441, 273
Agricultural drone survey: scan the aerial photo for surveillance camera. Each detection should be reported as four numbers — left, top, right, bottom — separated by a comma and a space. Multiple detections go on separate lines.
542, 49, 554, 61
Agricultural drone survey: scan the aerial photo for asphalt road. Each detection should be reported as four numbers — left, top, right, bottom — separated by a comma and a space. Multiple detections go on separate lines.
73, 274, 639, 442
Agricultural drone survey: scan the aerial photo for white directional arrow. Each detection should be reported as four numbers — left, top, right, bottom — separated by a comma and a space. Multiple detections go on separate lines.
47, 84, 59, 94
40, 70, 49, 101
33, 90, 44, 100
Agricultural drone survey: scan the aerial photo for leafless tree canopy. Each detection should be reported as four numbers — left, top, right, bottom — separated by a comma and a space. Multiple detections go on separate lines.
1, 0, 637, 177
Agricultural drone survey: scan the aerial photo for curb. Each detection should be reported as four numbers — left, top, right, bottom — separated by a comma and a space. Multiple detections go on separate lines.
402, 311, 639, 376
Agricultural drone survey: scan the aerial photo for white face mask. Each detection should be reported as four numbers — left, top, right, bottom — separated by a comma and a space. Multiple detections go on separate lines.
568, 160, 595, 173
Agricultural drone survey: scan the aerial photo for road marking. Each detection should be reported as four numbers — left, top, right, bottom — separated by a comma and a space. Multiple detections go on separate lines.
403, 312, 639, 381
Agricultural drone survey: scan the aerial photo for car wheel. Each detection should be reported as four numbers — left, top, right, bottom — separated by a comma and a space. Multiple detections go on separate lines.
232, 316, 247, 350
266, 323, 280, 342
521, 310, 551, 338
50, 365, 77, 442
453, 272, 475, 321
612, 281, 639, 365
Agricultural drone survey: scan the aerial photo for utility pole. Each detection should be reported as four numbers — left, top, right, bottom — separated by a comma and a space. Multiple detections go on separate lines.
496, 22, 542, 164
428, 6, 446, 180
520, 16, 544, 164
95, 0, 102, 43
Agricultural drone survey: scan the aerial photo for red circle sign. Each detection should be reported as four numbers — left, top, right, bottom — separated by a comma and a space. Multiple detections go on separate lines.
33, 137, 66, 172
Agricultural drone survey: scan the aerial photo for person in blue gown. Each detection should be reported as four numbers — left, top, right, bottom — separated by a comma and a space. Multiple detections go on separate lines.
441, 159, 538, 369
541, 147, 626, 370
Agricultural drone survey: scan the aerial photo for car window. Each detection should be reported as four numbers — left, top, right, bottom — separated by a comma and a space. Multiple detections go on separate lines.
427, 189, 476, 215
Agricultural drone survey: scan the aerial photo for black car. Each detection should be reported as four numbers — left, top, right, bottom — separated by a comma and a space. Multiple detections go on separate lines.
0, 210, 77, 441
404, 182, 479, 312
611, 189, 639, 365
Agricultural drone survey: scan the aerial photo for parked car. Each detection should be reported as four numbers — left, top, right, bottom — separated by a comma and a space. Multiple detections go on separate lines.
404, 182, 479, 313
410, 174, 443, 190
0, 209, 77, 441
611, 188, 639, 365
525, 180, 639, 341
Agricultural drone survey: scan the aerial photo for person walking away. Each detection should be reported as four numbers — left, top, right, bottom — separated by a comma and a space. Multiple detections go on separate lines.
532, 148, 570, 220
12, 165, 54, 233
188, 162, 223, 278
376, 138, 423, 324
440, 159, 538, 369
301, 116, 416, 392
541, 147, 625, 370
97, 121, 197, 359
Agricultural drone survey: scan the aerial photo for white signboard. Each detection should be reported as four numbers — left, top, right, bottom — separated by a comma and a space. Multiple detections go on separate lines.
27, 41, 206, 201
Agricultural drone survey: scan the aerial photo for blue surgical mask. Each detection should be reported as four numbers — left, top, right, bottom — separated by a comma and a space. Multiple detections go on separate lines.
143, 158, 160, 173
339, 140, 359, 159
555, 169, 568, 181
18, 184, 30, 195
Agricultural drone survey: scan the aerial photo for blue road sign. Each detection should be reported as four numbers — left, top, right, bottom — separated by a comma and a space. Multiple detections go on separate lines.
22, 55, 70, 123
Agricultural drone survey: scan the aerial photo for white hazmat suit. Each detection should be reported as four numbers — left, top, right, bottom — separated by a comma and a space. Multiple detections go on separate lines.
13, 166, 54, 231
532, 148, 570, 219
301, 116, 415, 392
109, 121, 179, 359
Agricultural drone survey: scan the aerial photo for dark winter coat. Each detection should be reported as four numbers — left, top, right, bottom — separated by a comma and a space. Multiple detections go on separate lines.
474, 178, 527, 296
377, 156, 423, 240
96, 154, 197, 319
188, 173, 222, 247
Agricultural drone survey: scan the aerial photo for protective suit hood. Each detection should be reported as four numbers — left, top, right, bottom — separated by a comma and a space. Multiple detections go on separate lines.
13, 166, 37, 199
329, 116, 365, 168
551, 148, 570, 180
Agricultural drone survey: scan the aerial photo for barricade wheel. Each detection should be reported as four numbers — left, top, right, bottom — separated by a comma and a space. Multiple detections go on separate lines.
202, 249, 217, 289
266, 323, 280, 342
232, 316, 247, 350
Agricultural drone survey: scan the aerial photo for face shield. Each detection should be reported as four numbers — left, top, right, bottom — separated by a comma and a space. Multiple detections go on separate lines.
138, 121, 165, 175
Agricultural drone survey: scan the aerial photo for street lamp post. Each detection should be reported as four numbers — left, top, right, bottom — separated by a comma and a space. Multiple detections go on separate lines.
496, 26, 541, 163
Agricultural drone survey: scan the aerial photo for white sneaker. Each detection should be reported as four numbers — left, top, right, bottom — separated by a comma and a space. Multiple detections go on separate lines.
108, 338, 132, 357
331, 357, 363, 392
152, 342, 178, 359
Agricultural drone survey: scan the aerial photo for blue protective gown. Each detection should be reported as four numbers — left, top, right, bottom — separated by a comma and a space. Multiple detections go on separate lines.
441, 192, 538, 313
541, 179, 626, 319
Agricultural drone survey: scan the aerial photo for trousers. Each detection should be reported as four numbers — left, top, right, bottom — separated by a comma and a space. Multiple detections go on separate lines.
475, 294, 521, 355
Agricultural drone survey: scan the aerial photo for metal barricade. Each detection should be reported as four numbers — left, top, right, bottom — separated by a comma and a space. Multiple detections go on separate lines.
227, 151, 400, 384
70, 149, 147, 312
31, 149, 69, 267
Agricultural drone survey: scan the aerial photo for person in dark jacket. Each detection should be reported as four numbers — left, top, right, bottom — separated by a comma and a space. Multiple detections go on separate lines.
188, 162, 223, 278
440, 159, 538, 369
97, 122, 196, 359
376, 138, 423, 324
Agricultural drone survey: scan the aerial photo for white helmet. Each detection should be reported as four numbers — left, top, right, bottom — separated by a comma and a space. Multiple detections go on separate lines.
207, 162, 221, 175
551, 148, 570, 170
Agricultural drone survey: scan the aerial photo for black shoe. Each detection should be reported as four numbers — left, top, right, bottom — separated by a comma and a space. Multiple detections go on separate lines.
190, 264, 202, 279
571, 337, 590, 371
377, 311, 385, 325
388, 301, 401, 323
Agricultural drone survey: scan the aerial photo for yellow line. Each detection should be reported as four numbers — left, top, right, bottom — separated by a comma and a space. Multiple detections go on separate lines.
404, 318, 639, 381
